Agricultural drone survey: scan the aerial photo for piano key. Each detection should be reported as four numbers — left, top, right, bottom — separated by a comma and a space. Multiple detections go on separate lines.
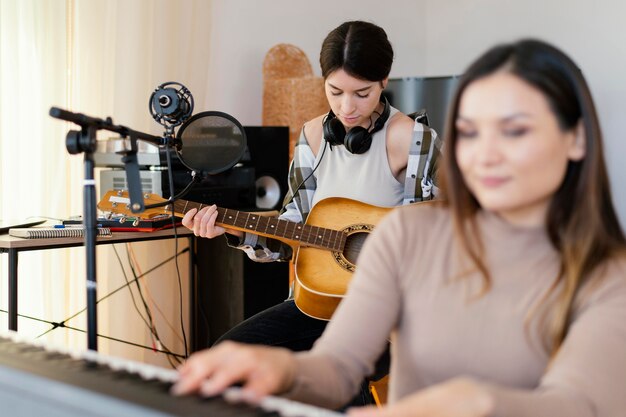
0, 330, 345, 417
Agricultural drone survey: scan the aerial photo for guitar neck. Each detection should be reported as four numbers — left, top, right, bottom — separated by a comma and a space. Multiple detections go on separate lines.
172, 199, 345, 251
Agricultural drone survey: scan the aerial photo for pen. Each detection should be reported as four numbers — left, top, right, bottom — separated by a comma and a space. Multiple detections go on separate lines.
54, 224, 102, 228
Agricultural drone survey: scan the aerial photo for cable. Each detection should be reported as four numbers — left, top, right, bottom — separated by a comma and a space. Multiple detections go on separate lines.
115, 144, 190, 359
117, 245, 159, 347
162, 145, 189, 359
143, 171, 199, 210
0, 309, 186, 359
32, 243, 189, 367
281, 139, 329, 211
6, 237, 200, 358
131, 144, 190, 358
35, 246, 188, 340
172, 229, 189, 358
113, 245, 182, 367
126, 243, 184, 345
28, 216, 190, 364
143, 145, 199, 211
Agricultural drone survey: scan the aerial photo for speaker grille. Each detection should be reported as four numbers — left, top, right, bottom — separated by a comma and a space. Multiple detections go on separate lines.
243, 126, 289, 211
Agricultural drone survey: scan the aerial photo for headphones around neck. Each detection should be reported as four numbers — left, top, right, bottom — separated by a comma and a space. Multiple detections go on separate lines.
322, 96, 391, 154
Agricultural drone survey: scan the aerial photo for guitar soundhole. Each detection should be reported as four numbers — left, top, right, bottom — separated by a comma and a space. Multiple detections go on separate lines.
343, 231, 370, 266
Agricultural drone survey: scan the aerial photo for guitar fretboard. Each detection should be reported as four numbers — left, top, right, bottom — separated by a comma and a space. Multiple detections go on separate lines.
173, 200, 346, 252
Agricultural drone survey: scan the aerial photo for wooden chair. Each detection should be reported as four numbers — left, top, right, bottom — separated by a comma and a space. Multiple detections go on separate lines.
369, 375, 389, 406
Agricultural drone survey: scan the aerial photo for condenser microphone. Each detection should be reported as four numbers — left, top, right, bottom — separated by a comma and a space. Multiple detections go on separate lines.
149, 81, 194, 129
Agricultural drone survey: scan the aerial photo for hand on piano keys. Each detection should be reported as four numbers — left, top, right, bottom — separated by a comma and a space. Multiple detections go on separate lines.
0, 330, 344, 417
172, 340, 296, 399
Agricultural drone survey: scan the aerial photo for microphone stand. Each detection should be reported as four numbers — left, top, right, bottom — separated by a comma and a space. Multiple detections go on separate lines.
49, 107, 172, 351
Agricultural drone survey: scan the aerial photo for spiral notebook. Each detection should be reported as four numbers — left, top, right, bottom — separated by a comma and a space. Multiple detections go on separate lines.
9, 227, 112, 239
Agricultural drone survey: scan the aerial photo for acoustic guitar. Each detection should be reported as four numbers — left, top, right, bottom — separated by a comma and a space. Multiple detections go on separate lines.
98, 190, 391, 320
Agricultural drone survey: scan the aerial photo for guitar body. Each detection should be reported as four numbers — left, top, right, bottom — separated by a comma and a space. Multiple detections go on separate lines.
293, 197, 391, 320
98, 190, 391, 321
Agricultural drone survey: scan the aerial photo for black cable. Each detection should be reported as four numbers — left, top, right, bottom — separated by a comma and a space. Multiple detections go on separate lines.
124, 145, 189, 359
123, 244, 159, 333
0, 309, 186, 359
118, 246, 159, 331
114, 245, 182, 367
143, 166, 199, 210
143, 178, 198, 210
172, 229, 189, 358
112, 245, 154, 332
35, 246, 188, 337
123, 242, 187, 364
45, 242, 182, 367
162, 145, 189, 359
108, 143, 192, 359
28, 148, 191, 364
282, 139, 329, 210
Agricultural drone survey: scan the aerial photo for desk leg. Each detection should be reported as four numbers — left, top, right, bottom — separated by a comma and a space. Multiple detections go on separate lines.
8, 249, 18, 331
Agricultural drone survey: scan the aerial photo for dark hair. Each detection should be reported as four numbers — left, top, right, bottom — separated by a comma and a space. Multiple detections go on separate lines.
319, 21, 393, 81
440, 39, 626, 353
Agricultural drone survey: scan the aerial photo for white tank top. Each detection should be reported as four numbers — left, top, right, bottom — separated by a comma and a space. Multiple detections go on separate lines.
311, 107, 404, 208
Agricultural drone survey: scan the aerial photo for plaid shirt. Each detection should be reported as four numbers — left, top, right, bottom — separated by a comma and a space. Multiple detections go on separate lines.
231, 120, 442, 262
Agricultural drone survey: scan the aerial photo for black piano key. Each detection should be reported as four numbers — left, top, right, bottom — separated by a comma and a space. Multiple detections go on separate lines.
1, 334, 343, 417
0, 339, 272, 416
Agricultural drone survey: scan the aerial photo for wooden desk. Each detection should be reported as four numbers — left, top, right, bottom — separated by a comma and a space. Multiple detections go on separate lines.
0, 228, 195, 335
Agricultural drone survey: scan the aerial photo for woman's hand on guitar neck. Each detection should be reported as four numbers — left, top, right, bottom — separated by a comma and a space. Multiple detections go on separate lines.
182, 205, 244, 239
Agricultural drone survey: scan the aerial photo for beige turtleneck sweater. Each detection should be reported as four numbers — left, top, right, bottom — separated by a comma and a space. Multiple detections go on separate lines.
288, 202, 626, 416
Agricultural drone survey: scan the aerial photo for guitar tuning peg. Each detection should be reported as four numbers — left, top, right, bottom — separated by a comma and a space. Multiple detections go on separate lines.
104, 212, 113, 220
119, 216, 126, 224
132, 219, 139, 227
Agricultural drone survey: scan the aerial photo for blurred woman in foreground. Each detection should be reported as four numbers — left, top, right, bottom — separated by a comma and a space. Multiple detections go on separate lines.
173, 39, 626, 417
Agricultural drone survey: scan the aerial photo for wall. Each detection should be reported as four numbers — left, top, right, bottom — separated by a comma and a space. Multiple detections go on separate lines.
203, 0, 626, 224
204, 0, 430, 122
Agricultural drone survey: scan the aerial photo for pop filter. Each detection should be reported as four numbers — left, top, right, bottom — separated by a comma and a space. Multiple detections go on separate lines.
175, 111, 247, 175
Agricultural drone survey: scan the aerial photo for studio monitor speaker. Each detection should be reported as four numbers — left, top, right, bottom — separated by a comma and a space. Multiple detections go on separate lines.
242, 126, 289, 211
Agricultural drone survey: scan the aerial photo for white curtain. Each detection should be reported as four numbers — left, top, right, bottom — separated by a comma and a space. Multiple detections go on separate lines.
0, 0, 212, 367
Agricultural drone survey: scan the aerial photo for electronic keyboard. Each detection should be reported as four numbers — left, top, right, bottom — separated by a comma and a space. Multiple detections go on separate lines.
0, 331, 343, 417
